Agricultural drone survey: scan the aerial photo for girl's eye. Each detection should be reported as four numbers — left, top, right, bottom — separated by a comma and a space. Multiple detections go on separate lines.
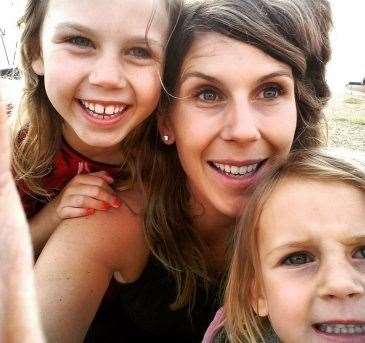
197, 89, 220, 102
282, 252, 314, 266
67, 36, 93, 48
353, 246, 365, 259
259, 85, 283, 100
128, 47, 151, 59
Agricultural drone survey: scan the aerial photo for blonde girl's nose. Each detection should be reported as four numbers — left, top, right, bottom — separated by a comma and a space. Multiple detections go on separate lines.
89, 53, 128, 89
318, 261, 365, 300
220, 100, 261, 143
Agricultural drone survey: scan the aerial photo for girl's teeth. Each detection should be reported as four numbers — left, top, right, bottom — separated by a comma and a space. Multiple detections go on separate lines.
80, 100, 125, 118
213, 162, 259, 176
318, 324, 365, 335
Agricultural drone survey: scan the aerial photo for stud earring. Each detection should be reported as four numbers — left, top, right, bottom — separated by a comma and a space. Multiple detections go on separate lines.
163, 135, 169, 142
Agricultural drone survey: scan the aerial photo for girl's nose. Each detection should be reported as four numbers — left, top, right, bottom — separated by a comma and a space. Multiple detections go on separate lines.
318, 260, 364, 300
89, 52, 127, 89
220, 100, 261, 143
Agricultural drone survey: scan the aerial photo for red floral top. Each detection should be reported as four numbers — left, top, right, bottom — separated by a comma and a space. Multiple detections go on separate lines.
18, 138, 124, 218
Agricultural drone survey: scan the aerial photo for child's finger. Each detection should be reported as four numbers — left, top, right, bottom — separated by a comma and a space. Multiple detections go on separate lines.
66, 188, 121, 208
83, 161, 91, 173
59, 206, 95, 219
77, 162, 84, 175
73, 173, 115, 187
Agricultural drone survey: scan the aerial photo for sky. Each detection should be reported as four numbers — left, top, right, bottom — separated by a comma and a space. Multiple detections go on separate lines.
0, 0, 364, 93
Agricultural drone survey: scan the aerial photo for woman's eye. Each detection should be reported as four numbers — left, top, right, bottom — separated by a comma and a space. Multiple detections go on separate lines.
197, 89, 220, 102
353, 246, 365, 259
259, 85, 282, 99
67, 36, 93, 48
128, 47, 151, 59
282, 252, 314, 266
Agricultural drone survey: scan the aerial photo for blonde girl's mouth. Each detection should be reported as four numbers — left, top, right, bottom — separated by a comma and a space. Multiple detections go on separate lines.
313, 322, 365, 335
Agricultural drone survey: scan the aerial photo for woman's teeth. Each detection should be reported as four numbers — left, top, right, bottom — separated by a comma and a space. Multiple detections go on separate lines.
213, 162, 259, 176
80, 100, 126, 119
317, 324, 365, 335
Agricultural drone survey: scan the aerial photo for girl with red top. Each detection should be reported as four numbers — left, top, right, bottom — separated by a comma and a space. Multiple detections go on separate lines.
12, 0, 180, 255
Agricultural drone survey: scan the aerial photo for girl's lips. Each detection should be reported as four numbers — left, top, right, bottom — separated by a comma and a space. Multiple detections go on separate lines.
77, 99, 128, 126
312, 323, 365, 343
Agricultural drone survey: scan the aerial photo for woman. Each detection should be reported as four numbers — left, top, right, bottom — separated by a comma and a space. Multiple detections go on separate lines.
35, 0, 332, 341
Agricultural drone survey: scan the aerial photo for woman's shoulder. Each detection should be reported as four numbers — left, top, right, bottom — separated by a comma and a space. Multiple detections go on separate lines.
50, 187, 148, 279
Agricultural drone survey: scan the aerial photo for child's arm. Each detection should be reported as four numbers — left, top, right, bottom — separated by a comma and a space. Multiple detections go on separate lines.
0, 91, 45, 342
30, 171, 122, 256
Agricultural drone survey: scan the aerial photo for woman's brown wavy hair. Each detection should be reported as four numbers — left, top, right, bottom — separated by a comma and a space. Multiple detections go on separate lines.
133, 0, 333, 310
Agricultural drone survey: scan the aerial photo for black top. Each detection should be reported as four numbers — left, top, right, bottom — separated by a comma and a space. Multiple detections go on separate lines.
85, 257, 222, 342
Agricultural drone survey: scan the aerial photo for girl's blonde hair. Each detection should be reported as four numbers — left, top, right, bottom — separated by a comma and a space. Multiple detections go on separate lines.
134, 0, 333, 310
12, 0, 182, 198
224, 148, 365, 343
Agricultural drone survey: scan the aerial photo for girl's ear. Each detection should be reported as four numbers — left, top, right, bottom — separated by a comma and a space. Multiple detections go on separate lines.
250, 279, 269, 317
31, 56, 44, 76
157, 113, 175, 145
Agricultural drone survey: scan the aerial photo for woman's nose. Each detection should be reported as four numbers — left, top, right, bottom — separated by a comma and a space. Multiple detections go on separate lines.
220, 99, 261, 143
89, 52, 128, 89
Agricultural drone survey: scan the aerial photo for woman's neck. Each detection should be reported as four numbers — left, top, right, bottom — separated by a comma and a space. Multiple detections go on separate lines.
191, 199, 235, 252
62, 127, 123, 165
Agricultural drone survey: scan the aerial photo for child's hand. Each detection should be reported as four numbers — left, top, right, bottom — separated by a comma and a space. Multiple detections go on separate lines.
53, 163, 122, 219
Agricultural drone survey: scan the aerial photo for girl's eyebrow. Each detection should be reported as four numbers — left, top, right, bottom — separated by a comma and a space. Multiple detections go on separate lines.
266, 234, 365, 257
54, 22, 164, 48
55, 22, 95, 36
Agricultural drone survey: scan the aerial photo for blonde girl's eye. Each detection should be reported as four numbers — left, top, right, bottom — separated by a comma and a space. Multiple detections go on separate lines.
258, 84, 284, 100
353, 246, 365, 259
128, 47, 151, 59
281, 251, 314, 266
67, 36, 94, 48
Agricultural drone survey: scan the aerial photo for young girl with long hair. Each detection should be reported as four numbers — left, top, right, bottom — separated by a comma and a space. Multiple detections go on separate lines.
13, 0, 180, 254
35, 0, 333, 341
221, 149, 365, 343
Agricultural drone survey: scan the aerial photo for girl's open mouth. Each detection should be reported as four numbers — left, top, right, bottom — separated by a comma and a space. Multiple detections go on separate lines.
78, 99, 127, 122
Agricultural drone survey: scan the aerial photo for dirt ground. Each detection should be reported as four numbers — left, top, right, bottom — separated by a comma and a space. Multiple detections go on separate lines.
325, 91, 365, 152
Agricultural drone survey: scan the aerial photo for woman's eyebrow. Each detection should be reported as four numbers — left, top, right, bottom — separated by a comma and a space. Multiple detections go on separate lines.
180, 71, 219, 85
256, 69, 293, 83
180, 68, 293, 86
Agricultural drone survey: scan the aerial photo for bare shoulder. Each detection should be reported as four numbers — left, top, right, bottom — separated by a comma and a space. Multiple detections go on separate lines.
47, 187, 148, 280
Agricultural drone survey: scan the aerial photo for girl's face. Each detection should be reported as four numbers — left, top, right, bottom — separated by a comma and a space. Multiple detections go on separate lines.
255, 177, 365, 343
160, 33, 297, 220
32, 0, 168, 156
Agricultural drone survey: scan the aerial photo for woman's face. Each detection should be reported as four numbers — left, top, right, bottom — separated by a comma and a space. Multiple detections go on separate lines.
160, 32, 297, 219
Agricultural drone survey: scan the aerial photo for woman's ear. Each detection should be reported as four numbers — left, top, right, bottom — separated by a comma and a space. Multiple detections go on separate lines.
250, 279, 269, 317
31, 56, 44, 76
157, 113, 175, 145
